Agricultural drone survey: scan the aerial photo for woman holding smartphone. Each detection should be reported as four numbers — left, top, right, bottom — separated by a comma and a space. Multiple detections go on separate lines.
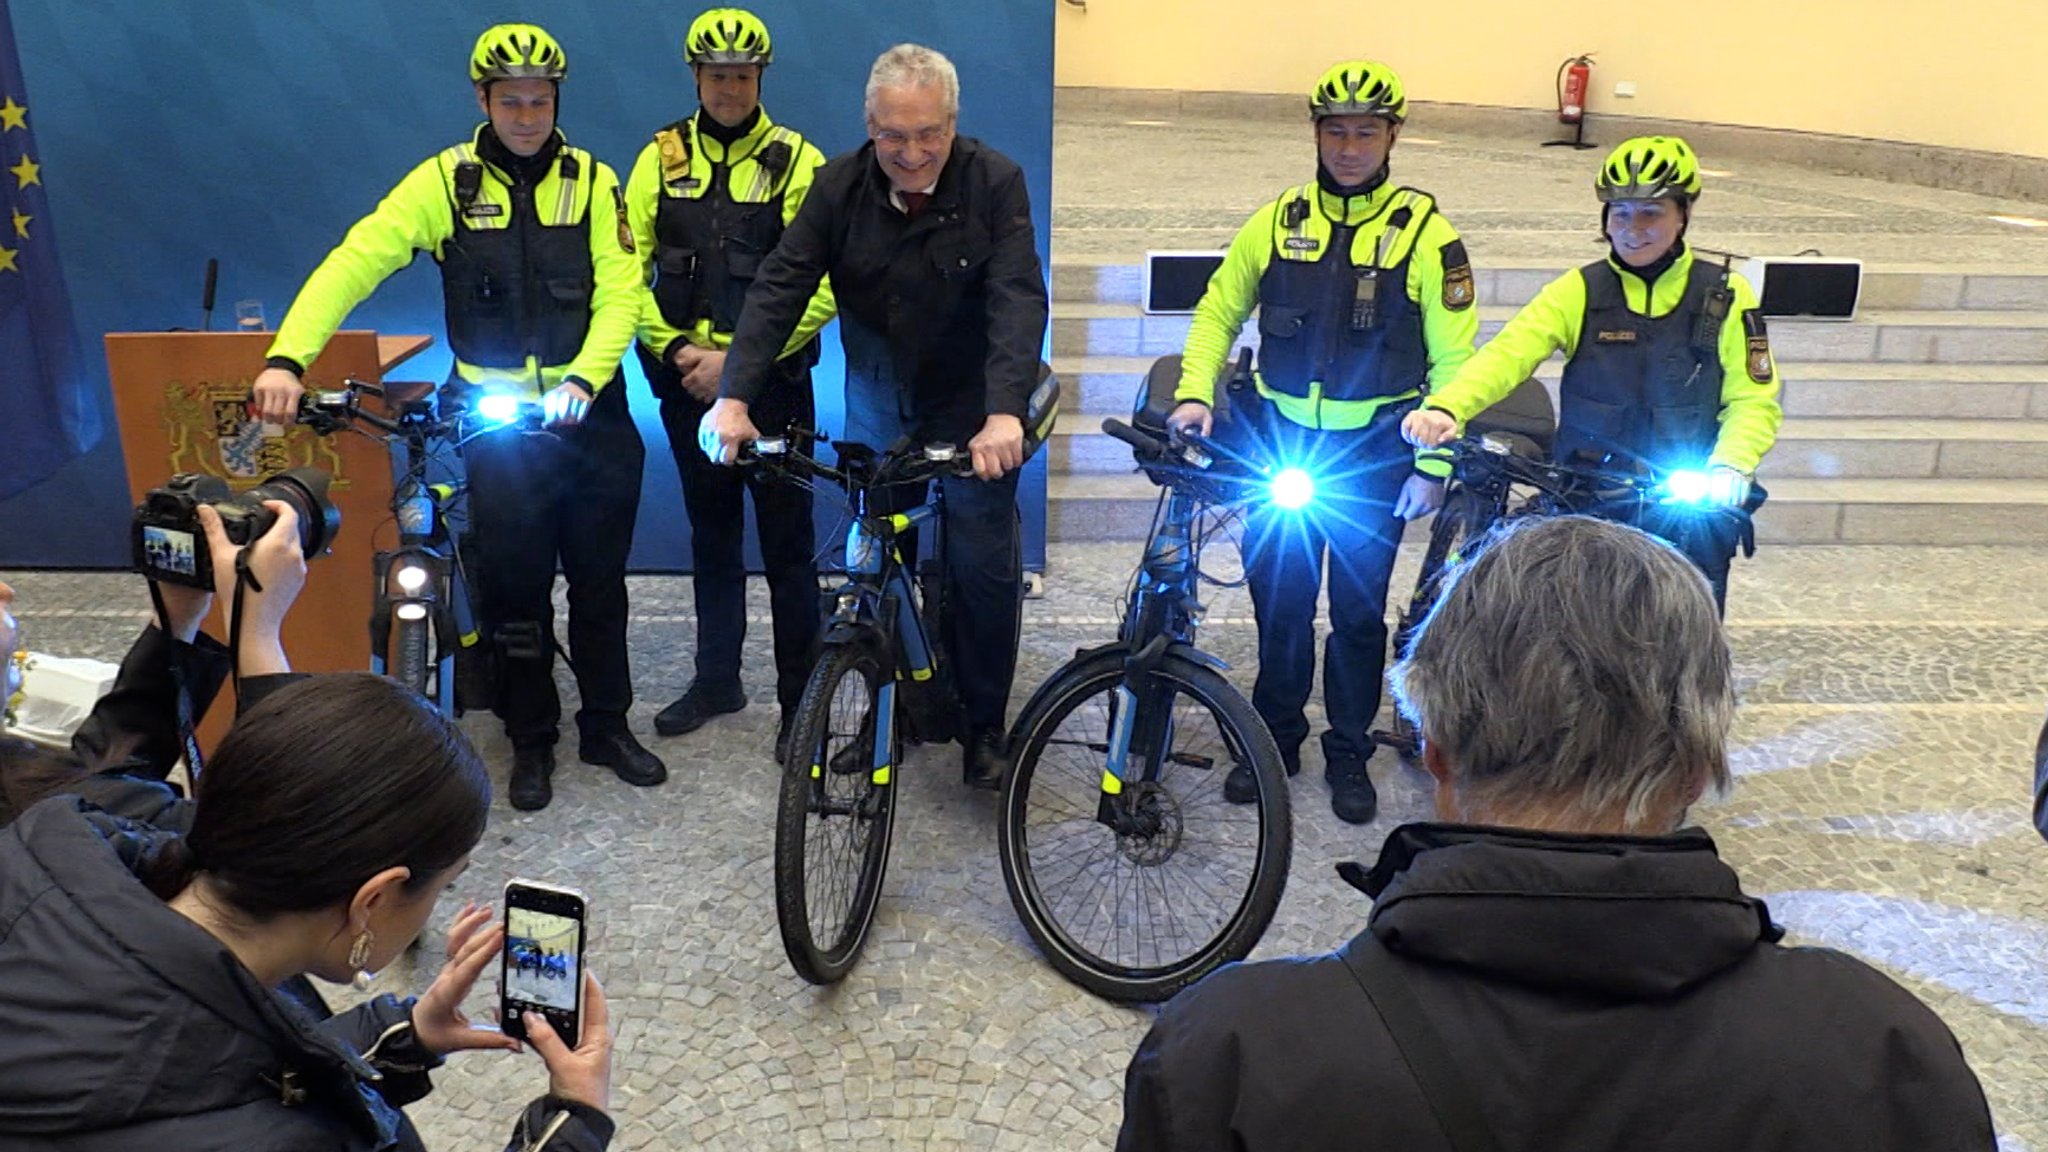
0, 672, 616, 1152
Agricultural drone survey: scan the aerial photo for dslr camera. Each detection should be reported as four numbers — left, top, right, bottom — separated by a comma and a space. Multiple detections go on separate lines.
132, 467, 341, 589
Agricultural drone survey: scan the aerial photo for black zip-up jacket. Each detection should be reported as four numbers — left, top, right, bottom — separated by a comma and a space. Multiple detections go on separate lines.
0, 798, 614, 1151
720, 135, 1048, 445
1119, 823, 1996, 1152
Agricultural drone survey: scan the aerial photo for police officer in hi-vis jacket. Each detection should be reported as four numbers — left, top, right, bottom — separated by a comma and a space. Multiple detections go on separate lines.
251, 24, 666, 811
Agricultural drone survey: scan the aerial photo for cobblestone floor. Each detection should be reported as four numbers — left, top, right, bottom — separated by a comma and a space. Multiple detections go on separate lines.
7, 539, 2046, 1149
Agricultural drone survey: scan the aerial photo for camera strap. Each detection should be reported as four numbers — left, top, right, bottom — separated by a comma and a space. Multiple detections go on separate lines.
145, 581, 207, 783
227, 550, 266, 712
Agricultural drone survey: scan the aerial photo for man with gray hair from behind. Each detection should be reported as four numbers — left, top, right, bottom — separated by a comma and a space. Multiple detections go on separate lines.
1118, 515, 1995, 1151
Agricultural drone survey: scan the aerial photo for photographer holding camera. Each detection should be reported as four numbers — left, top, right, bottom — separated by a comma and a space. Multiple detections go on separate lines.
3, 498, 305, 829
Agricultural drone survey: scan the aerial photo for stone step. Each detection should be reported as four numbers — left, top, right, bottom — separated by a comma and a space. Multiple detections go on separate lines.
1053, 356, 2048, 422
1051, 257, 2048, 313
1768, 418, 2048, 480
1045, 412, 2048, 481
1050, 301, 2048, 364
1047, 473, 2048, 546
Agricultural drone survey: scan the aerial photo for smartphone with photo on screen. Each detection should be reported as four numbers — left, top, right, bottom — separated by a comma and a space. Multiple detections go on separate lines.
500, 879, 587, 1046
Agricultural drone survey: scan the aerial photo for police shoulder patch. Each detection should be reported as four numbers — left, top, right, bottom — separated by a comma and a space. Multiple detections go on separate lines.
1440, 238, 1475, 311
612, 186, 635, 254
1742, 309, 1773, 383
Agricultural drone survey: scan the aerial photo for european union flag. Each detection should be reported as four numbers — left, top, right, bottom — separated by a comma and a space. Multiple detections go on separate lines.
0, 0, 99, 500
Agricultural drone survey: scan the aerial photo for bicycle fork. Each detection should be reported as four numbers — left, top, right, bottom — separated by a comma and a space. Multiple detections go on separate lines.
1097, 636, 1180, 831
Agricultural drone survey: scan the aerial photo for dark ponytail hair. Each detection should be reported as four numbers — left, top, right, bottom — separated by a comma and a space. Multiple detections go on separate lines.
137, 835, 200, 901
0, 736, 95, 827
174, 673, 491, 919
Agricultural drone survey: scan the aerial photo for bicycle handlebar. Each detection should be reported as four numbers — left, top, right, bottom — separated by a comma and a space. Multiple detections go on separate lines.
740, 428, 976, 488
296, 378, 546, 443
1439, 435, 1751, 514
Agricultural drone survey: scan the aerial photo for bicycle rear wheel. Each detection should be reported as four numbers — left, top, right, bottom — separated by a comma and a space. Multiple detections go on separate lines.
774, 640, 897, 984
999, 648, 1290, 1003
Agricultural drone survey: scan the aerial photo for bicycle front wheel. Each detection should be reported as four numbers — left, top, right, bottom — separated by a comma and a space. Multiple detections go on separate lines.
999, 649, 1290, 1003
774, 640, 897, 985
390, 612, 432, 698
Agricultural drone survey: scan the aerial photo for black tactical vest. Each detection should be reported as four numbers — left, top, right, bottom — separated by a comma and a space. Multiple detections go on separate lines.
1556, 258, 1729, 469
437, 148, 594, 371
649, 118, 801, 335
1254, 187, 1432, 403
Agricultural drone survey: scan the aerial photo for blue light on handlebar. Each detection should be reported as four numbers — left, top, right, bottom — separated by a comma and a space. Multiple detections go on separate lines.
1269, 467, 1315, 511
1662, 469, 1713, 506
476, 394, 521, 425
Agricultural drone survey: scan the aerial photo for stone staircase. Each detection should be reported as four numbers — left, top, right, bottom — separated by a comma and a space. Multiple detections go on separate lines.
1045, 259, 2048, 545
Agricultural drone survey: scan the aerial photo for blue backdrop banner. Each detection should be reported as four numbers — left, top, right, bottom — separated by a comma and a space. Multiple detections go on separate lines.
0, 0, 1051, 569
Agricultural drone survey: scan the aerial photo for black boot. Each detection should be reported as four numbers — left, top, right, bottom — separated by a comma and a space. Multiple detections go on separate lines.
653, 681, 746, 737
1323, 733, 1379, 825
1225, 740, 1300, 805
580, 731, 668, 787
508, 745, 555, 811
962, 726, 1008, 791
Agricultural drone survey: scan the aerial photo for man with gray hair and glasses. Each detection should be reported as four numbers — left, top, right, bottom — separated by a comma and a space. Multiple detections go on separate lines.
703, 43, 1048, 790
1118, 516, 1994, 1151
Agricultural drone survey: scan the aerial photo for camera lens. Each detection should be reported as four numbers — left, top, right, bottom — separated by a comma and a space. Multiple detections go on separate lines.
241, 466, 342, 557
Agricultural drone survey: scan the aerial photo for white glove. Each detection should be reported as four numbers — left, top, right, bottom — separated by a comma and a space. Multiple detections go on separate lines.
1707, 465, 1753, 508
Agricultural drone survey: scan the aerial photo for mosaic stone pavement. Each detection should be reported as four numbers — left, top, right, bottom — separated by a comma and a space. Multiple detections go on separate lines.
6, 537, 2046, 1149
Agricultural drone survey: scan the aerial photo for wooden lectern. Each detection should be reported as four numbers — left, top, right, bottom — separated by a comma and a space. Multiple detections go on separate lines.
104, 330, 434, 750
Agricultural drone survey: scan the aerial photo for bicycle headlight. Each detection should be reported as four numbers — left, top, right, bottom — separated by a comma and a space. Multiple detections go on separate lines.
394, 563, 430, 594
1269, 467, 1315, 511
476, 393, 522, 425
1662, 469, 1713, 506
394, 602, 430, 621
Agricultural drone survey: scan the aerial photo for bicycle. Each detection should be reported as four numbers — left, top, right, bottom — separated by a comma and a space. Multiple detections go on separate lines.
740, 431, 976, 985
298, 379, 547, 713
1371, 406, 1760, 759
996, 402, 1295, 1003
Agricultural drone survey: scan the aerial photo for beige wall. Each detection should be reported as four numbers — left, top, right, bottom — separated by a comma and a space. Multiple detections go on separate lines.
1055, 0, 2048, 160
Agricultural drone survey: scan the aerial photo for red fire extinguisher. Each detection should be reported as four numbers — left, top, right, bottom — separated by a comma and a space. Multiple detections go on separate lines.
1556, 54, 1594, 125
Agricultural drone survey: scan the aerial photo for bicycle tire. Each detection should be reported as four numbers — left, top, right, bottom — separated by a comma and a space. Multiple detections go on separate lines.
999, 648, 1290, 1003
773, 639, 898, 985
391, 613, 432, 698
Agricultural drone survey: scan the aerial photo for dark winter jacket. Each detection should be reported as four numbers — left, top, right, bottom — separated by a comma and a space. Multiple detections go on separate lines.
1118, 823, 1996, 1152
0, 800, 611, 1150
721, 135, 1049, 446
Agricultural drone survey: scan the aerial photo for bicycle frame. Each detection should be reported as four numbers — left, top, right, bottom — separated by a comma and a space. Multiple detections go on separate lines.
827, 499, 945, 788
1080, 421, 1280, 827
749, 434, 964, 786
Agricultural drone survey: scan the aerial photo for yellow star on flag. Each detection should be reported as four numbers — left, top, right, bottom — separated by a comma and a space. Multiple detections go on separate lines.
9, 153, 38, 189
0, 244, 19, 274
0, 96, 25, 132
11, 210, 27, 239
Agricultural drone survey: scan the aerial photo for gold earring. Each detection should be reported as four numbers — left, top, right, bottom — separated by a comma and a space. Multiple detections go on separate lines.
348, 929, 375, 990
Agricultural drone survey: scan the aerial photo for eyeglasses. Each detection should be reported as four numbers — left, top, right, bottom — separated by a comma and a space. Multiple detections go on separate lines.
873, 125, 951, 148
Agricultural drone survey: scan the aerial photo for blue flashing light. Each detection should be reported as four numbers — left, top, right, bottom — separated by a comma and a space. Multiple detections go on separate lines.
1270, 466, 1315, 511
